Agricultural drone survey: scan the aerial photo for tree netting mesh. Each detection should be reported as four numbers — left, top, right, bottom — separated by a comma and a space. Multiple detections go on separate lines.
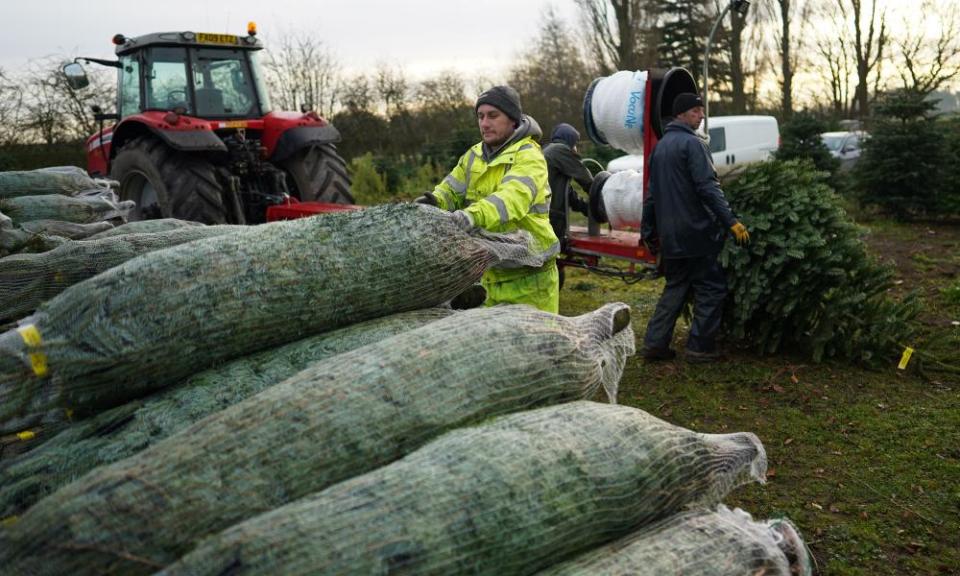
0, 307, 456, 516
0, 167, 99, 198
18, 220, 115, 240
0, 191, 133, 225
0, 304, 636, 575
0, 203, 549, 435
0, 225, 245, 323
539, 505, 811, 576
155, 401, 766, 576
0, 211, 67, 257
86, 218, 205, 240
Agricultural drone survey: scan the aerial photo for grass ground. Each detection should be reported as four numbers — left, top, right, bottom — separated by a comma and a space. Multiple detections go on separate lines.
558, 219, 960, 575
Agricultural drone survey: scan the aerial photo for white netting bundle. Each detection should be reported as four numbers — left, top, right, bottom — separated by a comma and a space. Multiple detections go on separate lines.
599, 169, 645, 229
0, 203, 550, 435
586, 70, 648, 154
0, 307, 458, 514
0, 166, 99, 198
540, 505, 811, 576
0, 225, 244, 323
0, 304, 636, 575
151, 401, 765, 576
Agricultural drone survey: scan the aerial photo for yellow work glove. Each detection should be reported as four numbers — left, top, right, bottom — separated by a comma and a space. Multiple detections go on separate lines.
730, 222, 750, 245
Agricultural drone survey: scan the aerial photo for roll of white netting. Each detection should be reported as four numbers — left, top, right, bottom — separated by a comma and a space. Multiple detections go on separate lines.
601, 169, 644, 229
589, 70, 648, 154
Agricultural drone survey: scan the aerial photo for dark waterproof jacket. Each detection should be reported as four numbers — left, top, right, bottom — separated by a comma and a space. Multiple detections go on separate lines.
641, 121, 737, 259
542, 142, 592, 238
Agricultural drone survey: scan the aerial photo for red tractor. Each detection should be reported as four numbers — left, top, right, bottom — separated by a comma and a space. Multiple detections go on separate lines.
62, 23, 352, 224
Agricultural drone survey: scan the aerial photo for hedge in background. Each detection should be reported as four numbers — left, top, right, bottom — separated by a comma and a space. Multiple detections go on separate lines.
721, 159, 918, 364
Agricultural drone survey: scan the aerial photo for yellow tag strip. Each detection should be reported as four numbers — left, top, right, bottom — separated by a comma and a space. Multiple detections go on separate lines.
16, 430, 35, 441
1, 515, 18, 527
17, 325, 48, 377
897, 347, 914, 370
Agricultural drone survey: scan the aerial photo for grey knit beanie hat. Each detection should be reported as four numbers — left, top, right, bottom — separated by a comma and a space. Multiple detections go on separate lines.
476, 85, 523, 124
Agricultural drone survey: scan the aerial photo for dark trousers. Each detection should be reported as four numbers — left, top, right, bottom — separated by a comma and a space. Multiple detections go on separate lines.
643, 254, 727, 353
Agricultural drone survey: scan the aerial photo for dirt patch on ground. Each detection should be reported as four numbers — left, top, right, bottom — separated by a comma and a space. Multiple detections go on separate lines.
862, 221, 960, 334
862, 221, 960, 288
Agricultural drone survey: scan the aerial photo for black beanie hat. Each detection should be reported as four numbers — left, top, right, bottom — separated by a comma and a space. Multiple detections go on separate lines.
550, 123, 580, 148
672, 92, 704, 116
476, 85, 523, 124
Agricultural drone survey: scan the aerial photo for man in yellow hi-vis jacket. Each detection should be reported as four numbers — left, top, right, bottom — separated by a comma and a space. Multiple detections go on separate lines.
416, 86, 560, 313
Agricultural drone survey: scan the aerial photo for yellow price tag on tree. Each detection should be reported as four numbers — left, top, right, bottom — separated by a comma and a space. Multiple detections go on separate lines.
897, 347, 914, 370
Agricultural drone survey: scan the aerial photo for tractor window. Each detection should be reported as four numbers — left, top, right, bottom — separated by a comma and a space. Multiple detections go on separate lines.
144, 47, 191, 113
119, 54, 141, 118
249, 51, 272, 113
191, 48, 257, 117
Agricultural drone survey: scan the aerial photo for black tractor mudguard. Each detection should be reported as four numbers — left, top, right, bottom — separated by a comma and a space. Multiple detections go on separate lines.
159, 129, 228, 153
270, 125, 342, 164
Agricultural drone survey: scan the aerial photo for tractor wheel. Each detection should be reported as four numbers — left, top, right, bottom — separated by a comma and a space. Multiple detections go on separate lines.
282, 144, 354, 204
110, 137, 229, 224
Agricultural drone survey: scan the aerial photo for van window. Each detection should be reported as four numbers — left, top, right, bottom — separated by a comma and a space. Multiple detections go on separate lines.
708, 127, 726, 153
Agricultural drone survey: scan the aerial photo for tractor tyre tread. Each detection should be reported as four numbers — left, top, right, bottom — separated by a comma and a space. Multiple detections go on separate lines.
283, 143, 354, 204
111, 137, 228, 224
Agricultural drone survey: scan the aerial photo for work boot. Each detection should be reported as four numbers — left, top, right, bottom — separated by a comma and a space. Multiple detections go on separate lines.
684, 349, 721, 363
642, 347, 677, 361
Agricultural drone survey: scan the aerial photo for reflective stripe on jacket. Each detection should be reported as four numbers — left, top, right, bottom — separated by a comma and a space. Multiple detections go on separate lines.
433, 116, 559, 282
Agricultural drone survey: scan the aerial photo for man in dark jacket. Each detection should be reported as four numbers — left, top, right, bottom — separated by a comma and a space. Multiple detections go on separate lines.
542, 123, 593, 246
640, 93, 750, 362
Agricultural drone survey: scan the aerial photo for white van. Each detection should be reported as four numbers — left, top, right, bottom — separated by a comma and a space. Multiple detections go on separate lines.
606, 115, 780, 174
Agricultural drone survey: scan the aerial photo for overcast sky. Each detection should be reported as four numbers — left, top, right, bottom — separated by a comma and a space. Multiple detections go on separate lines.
5, 0, 579, 79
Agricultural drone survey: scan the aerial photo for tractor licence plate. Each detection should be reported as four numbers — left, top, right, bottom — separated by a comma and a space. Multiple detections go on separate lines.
197, 33, 238, 45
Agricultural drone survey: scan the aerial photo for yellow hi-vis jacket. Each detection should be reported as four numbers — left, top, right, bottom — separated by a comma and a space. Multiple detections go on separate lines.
432, 116, 560, 284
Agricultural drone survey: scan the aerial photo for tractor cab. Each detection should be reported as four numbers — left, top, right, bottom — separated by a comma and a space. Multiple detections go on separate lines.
62, 24, 352, 225
112, 30, 270, 120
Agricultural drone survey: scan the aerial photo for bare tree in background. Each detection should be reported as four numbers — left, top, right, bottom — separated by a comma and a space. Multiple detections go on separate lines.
759, 0, 814, 118
845, 0, 888, 119
816, 37, 853, 118
339, 74, 375, 113
0, 69, 25, 145
375, 64, 409, 116
415, 72, 468, 116
895, 0, 960, 95
508, 7, 593, 133
17, 57, 113, 144
263, 34, 340, 117
575, 0, 658, 73
726, 0, 749, 113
